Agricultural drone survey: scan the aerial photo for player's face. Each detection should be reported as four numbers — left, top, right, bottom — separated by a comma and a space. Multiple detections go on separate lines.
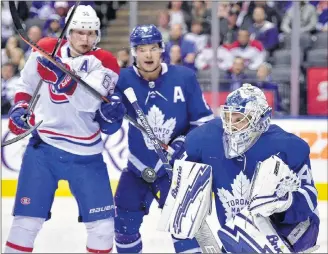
135, 43, 162, 72
69, 29, 97, 54
225, 112, 251, 133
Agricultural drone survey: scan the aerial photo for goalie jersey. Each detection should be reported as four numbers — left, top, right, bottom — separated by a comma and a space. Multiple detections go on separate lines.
184, 118, 319, 248
115, 63, 213, 176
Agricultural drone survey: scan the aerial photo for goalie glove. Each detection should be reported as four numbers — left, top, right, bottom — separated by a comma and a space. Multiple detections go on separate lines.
248, 155, 301, 217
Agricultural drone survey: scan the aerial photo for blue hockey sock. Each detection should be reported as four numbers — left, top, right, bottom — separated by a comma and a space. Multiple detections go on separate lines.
115, 232, 142, 253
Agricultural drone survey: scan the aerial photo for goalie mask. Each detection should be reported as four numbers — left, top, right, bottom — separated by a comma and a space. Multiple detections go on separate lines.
220, 84, 272, 158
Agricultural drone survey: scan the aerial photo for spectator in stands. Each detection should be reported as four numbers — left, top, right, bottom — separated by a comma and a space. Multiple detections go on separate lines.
220, 7, 240, 44
249, 6, 279, 53
29, 1, 55, 20
169, 45, 183, 65
229, 29, 266, 70
189, 1, 209, 32
1, 63, 19, 114
10, 47, 26, 71
230, 1, 253, 29
167, 1, 190, 33
316, 0, 328, 32
184, 20, 208, 52
43, 14, 63, 38
281, 1, 318, 34
255, 62, 283, 112
116, 48, 130, 68
1, 2, 28, 48
1, 2, 15, 48
217, 1, 230, 19
165, 23, 197, 71
157, 10, 171, 43
25, 26, 42, 59
195, 43, 234, 71
247, 1, 282, 30
223, 57, 248, 91
54, 1, 69, 27
1, 36, 20, 65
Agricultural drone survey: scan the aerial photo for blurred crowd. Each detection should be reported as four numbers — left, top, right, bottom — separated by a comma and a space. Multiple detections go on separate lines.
2, 1, 328, 115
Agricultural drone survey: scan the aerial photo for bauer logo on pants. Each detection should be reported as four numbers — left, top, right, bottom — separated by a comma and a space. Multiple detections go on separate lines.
89, 205, 115, 214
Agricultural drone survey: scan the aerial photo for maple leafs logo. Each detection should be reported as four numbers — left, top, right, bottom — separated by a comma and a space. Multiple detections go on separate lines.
217, 171, 251, 223
139, 105, 176, 150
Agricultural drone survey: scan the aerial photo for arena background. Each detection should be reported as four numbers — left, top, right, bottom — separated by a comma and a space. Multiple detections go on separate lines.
1, 0, 327, 199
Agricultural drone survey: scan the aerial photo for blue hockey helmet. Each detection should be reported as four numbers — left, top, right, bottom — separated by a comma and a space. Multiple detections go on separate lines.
130, 24, 165, 56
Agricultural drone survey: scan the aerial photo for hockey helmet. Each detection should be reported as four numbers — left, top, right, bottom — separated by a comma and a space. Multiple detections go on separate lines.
65, 5, 101, 45
130, 24, 165, 56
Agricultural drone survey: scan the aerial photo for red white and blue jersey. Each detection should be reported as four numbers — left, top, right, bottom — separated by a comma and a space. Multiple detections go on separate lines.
15, 37, 120, 155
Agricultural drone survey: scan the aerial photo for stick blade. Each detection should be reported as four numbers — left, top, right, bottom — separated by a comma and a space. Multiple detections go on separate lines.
2, 120, 43, 147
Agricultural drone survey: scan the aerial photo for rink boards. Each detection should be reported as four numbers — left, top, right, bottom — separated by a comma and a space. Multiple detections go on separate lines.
1, 118, 327, 200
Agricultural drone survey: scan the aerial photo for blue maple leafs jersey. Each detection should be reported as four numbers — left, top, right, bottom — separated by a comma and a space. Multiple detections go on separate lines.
184, 118, 319, 241
115, 63, 214, 176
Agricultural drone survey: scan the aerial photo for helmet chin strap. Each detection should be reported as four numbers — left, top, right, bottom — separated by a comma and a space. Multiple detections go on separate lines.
133, 61, 161, 73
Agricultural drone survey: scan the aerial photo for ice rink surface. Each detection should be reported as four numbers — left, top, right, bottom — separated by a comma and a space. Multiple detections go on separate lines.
2, 198, 327, 253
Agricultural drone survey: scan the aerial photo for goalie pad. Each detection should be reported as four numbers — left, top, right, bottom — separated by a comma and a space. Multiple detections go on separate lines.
218, 207, 292, 253
157, 160, 212, 239
248, 155, 301, 217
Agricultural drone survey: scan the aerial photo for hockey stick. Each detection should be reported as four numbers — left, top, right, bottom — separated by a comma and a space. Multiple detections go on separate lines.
123, 87, 221, 253
3, 1, 80, 147
7, 1, 173, 154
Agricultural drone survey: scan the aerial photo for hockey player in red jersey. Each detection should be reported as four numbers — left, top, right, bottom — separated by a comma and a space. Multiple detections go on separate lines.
5, 5, 125, 253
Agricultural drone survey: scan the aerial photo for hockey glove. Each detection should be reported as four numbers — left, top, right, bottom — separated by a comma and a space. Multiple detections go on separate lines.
8, 101, 35, 135
37, 56, 77, 94
167, 135, 186, 165
97, 93, 126, 123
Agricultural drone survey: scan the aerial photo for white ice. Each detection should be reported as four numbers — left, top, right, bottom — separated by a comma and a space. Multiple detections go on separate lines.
2, 198, 327, 253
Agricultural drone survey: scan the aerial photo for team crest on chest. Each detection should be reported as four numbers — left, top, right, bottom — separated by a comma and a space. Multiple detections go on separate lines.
48, 85, 69, 104
139, 105, 176, 150
217, 171, 251, 223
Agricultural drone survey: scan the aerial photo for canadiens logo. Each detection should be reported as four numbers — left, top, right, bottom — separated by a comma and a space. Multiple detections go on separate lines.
138, 105, 176, 150
48, 84, 69, 104
20, 197, 31, 205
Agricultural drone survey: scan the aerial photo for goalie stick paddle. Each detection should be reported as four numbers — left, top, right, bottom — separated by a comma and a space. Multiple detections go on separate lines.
7, 1, 173, 154
3, 1, 81, 147
123, 87, 221, 253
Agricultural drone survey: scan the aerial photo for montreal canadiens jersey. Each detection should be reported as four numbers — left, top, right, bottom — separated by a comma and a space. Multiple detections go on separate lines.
15, 37, 119, 155
116, 63, 214, 175
184, 118, 319, 237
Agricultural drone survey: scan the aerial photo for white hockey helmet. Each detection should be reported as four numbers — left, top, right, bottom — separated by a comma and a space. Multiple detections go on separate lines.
220, 83, 272, 158
65, 5, 101, 45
